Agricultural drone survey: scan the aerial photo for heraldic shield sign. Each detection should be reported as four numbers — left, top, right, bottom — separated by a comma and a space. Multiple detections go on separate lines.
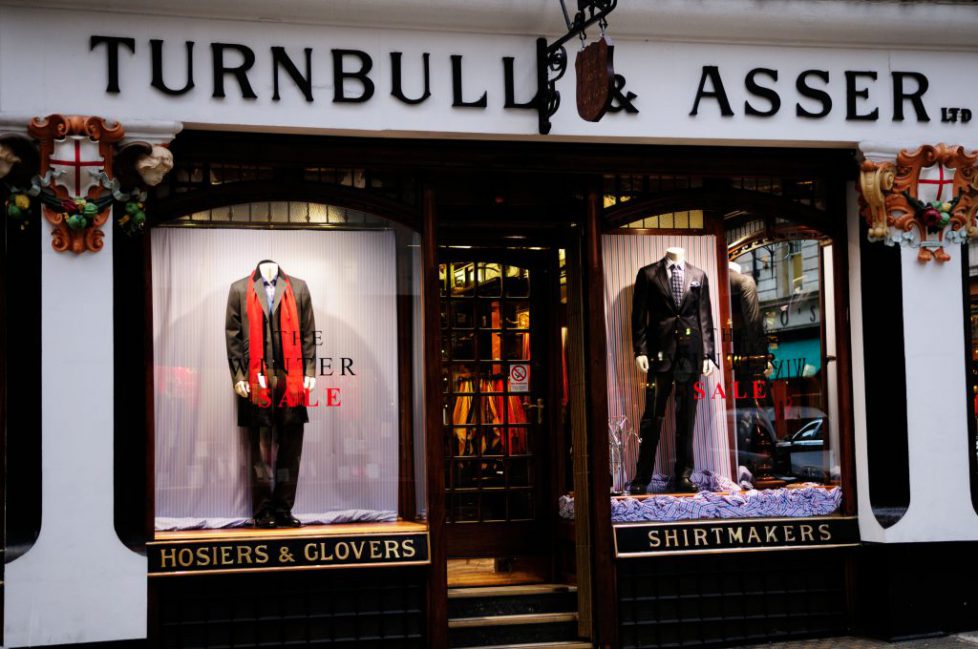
29, 114, 124, 254
575, 36, 615, 122
860, 144, 978, 263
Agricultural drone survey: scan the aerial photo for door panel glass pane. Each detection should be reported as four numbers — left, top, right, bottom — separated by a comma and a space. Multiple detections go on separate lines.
478, 459, 505, 486
451, 302, 475, 329
453, 460, 478, 488
509, 459, 531, 486
508, 427, 530, 455
503, 332, 530, 360
482, 492, 507, 521
451, 427, 478, 456
452, 493, 479, 522
478, 332, 503, 360
504, 301, 531, 329
450, 333, 475, 360
451, 263, 475, 296
505, 265, 530, 298
478, 263, 503, 297
478, 300, 502, 330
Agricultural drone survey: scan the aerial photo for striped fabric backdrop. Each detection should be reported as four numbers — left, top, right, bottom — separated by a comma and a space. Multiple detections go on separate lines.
152, 228, 402, 527
603, 234, 733, 481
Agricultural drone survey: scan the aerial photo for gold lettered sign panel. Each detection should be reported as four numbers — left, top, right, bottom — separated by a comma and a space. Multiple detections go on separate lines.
148, 530, 430, 576
614, 516, 859, 558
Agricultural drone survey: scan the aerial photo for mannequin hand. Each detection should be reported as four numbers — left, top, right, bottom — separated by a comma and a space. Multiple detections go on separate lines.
304, 376, 316, 391
702, 359, 715, 377
764, 361, 774, 378
636, 355, 649, 373
234, 380, 250, 398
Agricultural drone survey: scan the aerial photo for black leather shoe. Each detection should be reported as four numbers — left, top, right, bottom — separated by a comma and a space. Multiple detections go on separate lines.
274, 511, 302, 528
254, 511, 278, 529
676, 471, 697, 493
628, 480, 649, 495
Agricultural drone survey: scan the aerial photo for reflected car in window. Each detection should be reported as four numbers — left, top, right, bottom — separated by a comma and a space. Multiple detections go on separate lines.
774, 418, 828, 480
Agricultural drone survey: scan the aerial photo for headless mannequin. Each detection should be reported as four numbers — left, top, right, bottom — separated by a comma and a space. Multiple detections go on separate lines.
636, 248, 715, 377
629, 246, 717, 494
226, 258, 318, 528
729, 260, 773, 379
234, 261, 316, 398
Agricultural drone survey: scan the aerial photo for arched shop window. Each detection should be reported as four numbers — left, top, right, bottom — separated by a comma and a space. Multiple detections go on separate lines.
599, 174, 858, 525
4, 208, 42, 560
962, 239, 978, 516
114, 197, 427, 542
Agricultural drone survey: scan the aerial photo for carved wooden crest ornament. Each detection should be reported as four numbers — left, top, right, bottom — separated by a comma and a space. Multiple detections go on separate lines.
859, 144, 978, 263
28, 115, 124, 253
4, 114, 173, 253
575, 36, 615, 122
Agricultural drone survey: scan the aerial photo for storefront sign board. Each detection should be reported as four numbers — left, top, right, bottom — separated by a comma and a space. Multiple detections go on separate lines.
614, 516, 859, 557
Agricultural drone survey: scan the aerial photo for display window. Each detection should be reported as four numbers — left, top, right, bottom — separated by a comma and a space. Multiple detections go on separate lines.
599, 176, 846, 523
964, 239, 978, 513
150, 201, 426, 532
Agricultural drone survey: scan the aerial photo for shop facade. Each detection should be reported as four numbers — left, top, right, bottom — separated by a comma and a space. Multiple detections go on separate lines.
2, 1, 978, 648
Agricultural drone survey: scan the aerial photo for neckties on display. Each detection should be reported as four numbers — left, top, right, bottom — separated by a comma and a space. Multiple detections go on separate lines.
670, 264, 684, 306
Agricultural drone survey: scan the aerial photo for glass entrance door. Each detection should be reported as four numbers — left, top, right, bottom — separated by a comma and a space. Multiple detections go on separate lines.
439, 249, 556, 560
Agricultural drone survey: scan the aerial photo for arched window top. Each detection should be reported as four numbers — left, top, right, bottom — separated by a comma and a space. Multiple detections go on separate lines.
163, 201, 396, 230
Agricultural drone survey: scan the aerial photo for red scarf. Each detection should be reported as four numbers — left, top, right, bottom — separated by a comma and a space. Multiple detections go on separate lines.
247, 273, 305, 408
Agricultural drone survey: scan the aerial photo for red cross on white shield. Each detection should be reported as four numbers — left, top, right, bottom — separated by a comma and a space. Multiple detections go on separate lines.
49, 136, 105, 198
917, 164, 955, 204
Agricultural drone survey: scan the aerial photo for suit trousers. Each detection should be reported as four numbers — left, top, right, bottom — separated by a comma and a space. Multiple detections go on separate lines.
248, 423, 304, 516
633, 365, 698, 484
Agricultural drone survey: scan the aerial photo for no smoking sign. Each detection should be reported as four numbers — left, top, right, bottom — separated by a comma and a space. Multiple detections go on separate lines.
509, 363, 530, 393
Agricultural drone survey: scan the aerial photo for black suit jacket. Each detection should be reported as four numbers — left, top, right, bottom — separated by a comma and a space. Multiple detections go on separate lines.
226, 267, 317, 427
631, 259, 716, 373
729, 269, 767, 368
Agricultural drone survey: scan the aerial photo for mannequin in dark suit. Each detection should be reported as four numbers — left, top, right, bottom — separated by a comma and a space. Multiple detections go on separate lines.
729, 262, 780, 486
729, 265, 765, 371
629, 248, 716, 494
226, 260, 317, 528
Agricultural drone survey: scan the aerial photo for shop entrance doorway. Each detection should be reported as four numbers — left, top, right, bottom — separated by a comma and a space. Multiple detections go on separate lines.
439, 247, 563, 585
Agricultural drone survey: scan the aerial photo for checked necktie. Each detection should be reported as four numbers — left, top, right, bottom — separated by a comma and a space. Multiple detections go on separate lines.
670, 264, 684, 307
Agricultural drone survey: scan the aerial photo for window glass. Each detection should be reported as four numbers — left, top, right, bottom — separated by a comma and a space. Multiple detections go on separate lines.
966, 239, 978, 513
151, 203, 425, 531
602, 221, 841, 522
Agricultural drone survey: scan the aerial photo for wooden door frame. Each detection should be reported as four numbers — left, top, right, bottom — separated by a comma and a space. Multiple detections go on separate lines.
437, 246, 563, 560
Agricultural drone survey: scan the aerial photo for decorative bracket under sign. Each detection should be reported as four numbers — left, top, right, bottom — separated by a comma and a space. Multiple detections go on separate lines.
536, 0, 620, 135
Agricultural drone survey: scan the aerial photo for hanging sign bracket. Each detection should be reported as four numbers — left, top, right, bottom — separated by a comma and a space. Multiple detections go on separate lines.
536, 0, 618, 135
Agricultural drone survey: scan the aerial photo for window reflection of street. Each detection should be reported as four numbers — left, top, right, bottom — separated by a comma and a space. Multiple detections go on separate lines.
731, 238, 834, 486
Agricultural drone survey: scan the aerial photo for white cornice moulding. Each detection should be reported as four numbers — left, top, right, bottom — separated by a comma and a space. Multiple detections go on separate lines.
5, 0, 978, 50
121, 120, 184, 146
859, 140, 978, 163
859, 141, 917, 163
0, 114, 33, 134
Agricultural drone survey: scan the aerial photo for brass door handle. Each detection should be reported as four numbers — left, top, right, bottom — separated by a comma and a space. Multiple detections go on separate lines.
523, 397, 545, 424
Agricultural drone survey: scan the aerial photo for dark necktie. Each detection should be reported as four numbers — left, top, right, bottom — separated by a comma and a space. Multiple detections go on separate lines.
670, 264, 684, 306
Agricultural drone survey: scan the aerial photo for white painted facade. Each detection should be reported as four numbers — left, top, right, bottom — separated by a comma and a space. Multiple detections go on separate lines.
2, 0, 978, 645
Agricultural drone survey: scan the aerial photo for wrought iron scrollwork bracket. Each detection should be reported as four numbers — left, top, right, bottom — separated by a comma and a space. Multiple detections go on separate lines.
536, 0, 618, 135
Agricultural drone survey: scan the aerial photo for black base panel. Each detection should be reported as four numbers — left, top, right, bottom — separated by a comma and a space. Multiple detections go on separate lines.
152, 567, 427, 649
856, 542, 978, 640
617, 548, 851, 649
448, 589, 577, 618
449, 620, 579, 648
